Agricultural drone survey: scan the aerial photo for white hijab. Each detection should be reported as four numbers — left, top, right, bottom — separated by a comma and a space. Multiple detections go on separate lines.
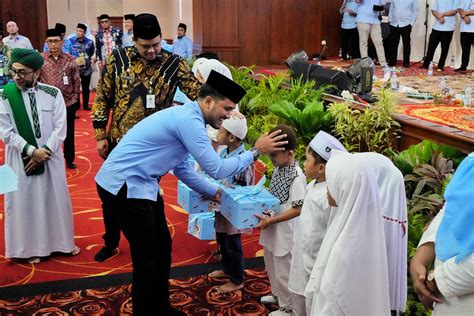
305, 150, 390, 316
357, 152, 407, 312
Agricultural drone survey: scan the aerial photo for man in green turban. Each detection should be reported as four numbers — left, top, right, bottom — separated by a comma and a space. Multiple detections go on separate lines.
0, 48, 79, 264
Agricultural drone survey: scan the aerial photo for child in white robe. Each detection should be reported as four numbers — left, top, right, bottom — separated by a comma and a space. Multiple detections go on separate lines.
255, 125, 306, 316
305, 150, 391, 315
288, 131, 347, 316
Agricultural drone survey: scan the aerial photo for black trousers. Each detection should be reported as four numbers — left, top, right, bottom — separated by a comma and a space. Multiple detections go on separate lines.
388, 24, 412, 66
100, 140, 121, 249
97, 184, 172, 315
80, 74, 92, 109
216, 232, 244, 285
423, 29, 454, 68
64, 104, 76, 164
341, 27, 360, 60
460, 32, 474, 69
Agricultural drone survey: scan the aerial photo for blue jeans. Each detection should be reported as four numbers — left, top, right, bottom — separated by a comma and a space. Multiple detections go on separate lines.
216, 232, 244, 285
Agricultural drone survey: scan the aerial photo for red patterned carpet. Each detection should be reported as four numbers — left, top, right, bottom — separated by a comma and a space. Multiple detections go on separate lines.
0, 108, 264, 287
0, 268, 277, 315
397, 104, 474, 133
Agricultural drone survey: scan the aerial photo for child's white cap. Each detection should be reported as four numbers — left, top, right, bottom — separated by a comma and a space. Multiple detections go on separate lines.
222, 113, 247, 140
198, 59, 233, 81
309, 131, 347, 161
192, 57, 208, 76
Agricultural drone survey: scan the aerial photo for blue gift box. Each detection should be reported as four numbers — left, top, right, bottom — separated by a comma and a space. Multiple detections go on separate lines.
177, 180, 218, 214
187, 212, 216, 240
220, 186, 280, 230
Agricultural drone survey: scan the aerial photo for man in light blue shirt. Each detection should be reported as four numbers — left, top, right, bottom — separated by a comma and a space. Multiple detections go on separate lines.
456, 0, 474, 71
387, 0, 419, 67
95, 70, 286, 315
420, 0, 459, 70
122, 14, 135, 48
355, 0, 389, 68
2, 21, 33, 49
172, 23, 193, 59
340, 0, 361, 60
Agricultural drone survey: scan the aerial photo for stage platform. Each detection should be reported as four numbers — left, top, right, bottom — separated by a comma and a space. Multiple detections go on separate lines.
251, 60, 474, 153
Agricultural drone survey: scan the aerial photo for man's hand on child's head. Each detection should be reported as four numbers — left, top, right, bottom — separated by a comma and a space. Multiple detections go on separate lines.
254, 130, 288, 155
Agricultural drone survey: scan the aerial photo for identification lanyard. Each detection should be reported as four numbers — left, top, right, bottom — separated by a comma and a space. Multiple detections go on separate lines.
62, 68, 69, 85
146, 79, 155, 109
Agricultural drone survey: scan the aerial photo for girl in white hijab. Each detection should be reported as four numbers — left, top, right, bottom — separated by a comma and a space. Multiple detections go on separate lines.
356, 152, 408, 314
305, 150, 390, 315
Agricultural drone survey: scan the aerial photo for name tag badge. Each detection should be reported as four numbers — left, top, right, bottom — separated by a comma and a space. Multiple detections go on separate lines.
63, 75, 69, 85
146, 94, 156, 109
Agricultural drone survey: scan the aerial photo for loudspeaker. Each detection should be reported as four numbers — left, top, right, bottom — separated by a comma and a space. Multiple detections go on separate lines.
289, 60, 319, 82
347, 57, 374, 94
308, 66, 351, 91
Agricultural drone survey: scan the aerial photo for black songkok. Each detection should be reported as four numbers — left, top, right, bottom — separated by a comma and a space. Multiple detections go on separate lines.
178, 23, 187, 32
55, 23, 66, 34
77, 23, 87, 31
124, 14, 135, 20
206, 70, 246, 104
46, 28, 62, 38
99, 14, 110, 21
134, 13, 161, 40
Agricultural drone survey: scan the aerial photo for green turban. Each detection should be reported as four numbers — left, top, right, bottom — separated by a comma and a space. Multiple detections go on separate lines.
9, 48, 44, 71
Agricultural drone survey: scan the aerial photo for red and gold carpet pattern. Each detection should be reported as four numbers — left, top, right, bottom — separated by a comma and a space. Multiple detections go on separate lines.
0, 268, 277, 315
397, 104, 474, 133
0, 107, 264, 287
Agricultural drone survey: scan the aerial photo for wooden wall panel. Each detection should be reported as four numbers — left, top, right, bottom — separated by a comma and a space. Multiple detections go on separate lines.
193, 0, 343, 66
0, 0, 48, 51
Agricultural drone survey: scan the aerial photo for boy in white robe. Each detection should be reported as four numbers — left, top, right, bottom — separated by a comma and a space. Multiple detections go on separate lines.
0, 48, 79, 263
288, 131, 347, 316
255, 125, 306, 316
305, 150, 390, 315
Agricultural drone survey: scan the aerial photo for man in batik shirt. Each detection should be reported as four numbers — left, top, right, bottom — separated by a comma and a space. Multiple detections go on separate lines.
91, 13, 202, 263
39, 28, 80, 169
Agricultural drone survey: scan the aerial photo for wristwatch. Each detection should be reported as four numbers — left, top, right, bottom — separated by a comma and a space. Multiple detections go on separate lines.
250, 147, 260, 161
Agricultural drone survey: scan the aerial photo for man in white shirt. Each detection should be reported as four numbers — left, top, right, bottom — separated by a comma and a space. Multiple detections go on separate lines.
456, 0, 474, 71
420, 0, 459, 71
2, 21, 33, 50
387, 0, 419, 67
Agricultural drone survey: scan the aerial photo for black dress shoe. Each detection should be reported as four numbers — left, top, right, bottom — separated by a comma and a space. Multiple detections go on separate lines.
94, 246, 116, 262
66, 162, 77, 169
403, 63, 410, 68
419, 65, 428, 69
455, 67, 467, 72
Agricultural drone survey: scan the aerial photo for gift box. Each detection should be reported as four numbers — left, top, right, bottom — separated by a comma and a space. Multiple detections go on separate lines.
220, 186, 280, 230
187, 212, 216, 240
177, 180, 219, 214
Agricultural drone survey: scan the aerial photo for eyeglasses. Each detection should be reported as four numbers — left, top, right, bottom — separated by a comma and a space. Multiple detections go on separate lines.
9, 68, 35, 79
46, 39, 62, 44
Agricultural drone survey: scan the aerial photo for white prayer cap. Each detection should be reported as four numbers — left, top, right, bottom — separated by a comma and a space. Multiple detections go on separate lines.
192, 57, 208, 76
198, 59, 233, 81
221, 113, 247, 140
309, 130, 347, 161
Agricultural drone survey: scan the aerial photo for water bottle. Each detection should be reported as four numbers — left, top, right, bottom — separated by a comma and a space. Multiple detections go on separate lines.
428, 62, 434, 76
390, 68, 398, 90
464, 85, 472, 108
439, 77, 446, 91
